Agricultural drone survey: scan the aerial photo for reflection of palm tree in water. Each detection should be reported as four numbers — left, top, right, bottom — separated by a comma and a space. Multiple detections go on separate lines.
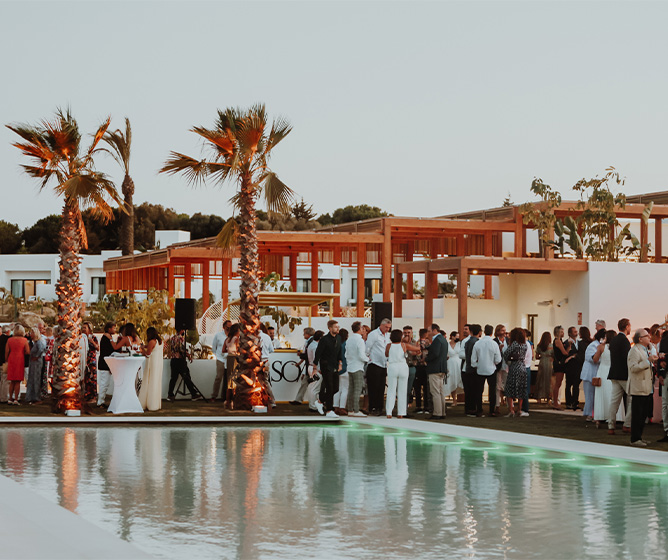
61, 428, 78, 513
236, 429, 266, 559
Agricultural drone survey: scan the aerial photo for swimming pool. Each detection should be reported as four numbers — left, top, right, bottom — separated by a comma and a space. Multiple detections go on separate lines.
0, 424, 666, 559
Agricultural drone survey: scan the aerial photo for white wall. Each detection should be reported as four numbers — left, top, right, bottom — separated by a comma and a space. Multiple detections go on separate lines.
154, 230, 190, 248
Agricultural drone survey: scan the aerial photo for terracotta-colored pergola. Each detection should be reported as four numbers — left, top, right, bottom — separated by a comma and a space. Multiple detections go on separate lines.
103, 197, 668, 326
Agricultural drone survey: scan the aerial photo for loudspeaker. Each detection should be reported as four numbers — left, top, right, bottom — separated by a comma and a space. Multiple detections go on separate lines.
371, 302, 393, 330
174, 298, 196, 331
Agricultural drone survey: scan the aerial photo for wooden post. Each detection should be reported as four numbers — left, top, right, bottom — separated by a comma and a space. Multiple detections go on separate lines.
655, 218, 663, 263
333, 246, 341, 317
167, 263, 174, 310
406, 240, 414, 299
484, 232, 493, 300
289, 253, 297, 292
514, 209, 524, 257
222, 259, 229, 315
202, 260, 210, 311
382, 220, 392, 302
394, 270, 403, 318
641, 218, 649, 262
311, 249, 319, 316
457, 263, 468, 334
356, 243, 365, 318
184, 263, 192, 298
430, 241, 439, 299
424, 269, 435, 329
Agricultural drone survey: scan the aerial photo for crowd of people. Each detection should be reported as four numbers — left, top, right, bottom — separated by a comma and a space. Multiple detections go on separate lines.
0, 321, 165, 411
288, 316, 666, 447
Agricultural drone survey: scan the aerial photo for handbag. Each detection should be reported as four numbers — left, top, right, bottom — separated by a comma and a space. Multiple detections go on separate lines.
592, 377, 602, 387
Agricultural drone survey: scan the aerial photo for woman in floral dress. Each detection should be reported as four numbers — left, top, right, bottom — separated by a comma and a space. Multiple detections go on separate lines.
82, 322, 99, 403
503, 327, 528, 417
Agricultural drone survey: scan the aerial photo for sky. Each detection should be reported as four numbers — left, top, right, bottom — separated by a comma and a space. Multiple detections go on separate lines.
1, 0, 667, 229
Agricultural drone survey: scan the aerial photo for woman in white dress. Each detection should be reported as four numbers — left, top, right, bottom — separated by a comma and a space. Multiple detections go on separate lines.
139, 327, 164, 411
593, 330, 624, 426
445, 331, 463, 404
385, 329, 421, 418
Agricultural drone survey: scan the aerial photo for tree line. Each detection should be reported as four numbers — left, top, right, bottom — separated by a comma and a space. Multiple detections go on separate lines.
0, 202, 389, 255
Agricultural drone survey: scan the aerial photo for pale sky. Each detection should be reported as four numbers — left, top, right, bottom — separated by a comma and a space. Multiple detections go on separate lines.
1, 0, 667, 228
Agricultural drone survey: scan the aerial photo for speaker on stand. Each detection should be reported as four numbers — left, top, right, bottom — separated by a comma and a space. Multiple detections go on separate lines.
174, 298, 196, 331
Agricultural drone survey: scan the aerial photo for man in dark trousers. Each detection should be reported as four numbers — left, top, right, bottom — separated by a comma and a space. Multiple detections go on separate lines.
607, 318, 632, 435
168, 328, 203, 401
463, 324, 482, 417
313, 319, 343, 418
426, 323, 448, 419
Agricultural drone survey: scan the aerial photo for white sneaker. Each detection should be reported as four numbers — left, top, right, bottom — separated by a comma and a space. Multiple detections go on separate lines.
314, 401, 324, 415
326, 410, 339, 418
520, 411, 529, 417
350, 411, 367, 417
631, 440, 647, 448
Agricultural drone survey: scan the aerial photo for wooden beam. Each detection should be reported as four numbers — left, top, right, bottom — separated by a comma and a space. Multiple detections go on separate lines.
333, 246, 341, 317
484, 232, 493, 299
289, 253, 297, 292
357, 243, 365, 318
427, 256, 589, 274
656, 218, 663, 263
258, 231, 385, 244
641, 218, 649, 262
424, 270, 435, 329
406, 241, 414, 299
514, 209, 524, 257
202, 260, 210, 311
311, 249, 319, 316
394, 269, 403, 318
382, 220, 392, 302
184, 263, 192, 298
396, 260, 429, 274
167, 264, 174, 310
222, 259, 229, 315
386, 217, 517, 232
457, 264, 468, 335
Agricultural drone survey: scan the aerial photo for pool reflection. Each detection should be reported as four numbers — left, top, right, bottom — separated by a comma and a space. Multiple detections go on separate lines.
0, 426, 666, 559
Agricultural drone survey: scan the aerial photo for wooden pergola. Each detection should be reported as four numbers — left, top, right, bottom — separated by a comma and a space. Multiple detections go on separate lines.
227, 291, 340, 327
103, 196, 668, 326
395, 256, 589, 331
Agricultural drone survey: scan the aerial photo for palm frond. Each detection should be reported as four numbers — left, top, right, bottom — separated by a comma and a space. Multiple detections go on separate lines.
267, 116, 292, 152
216, 218, 239, 255
192, 126, 235, 158
55, 172, 117, 202
159, 152, 211, 185
101, 117, 132, 172
88, 116, 111, 155
261, 172, 294, 214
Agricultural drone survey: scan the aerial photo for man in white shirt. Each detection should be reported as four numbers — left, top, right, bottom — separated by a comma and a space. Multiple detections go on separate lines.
258, 323, 276, 407
345, 321, 368, 416
471, 324, 502, 417
267, 326, 281, 349
210, 320, 231, 402
366, 318, 392, 415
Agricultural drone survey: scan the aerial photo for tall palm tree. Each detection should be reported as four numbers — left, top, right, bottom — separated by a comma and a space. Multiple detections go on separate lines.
160, 104, 293, 409
7, 109, 123, 412
102, 118, 135, 255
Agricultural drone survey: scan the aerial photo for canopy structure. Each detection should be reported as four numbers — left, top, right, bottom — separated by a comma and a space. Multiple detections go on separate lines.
227, 292, 340, 327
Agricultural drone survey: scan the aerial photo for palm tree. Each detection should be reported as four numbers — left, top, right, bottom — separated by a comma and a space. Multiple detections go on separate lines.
7, 109, 122, 412
102, 118, 135, 255
160, 104, 293, 409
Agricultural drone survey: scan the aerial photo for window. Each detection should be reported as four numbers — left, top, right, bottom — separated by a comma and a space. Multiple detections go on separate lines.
351, 279, 379, 303
91, 277, 106, 299
11, 280, 50, 299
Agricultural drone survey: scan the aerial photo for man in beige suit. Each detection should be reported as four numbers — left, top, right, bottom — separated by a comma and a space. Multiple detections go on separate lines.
627, 329, 654, 447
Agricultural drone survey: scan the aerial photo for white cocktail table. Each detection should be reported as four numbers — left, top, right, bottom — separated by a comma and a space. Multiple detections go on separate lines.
106, 356, 146, 414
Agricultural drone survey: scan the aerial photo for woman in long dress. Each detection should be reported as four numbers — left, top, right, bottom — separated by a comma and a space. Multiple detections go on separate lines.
445, 331, 463, 405
26, 327, 46, 404
552, 326, 568, 410
534, 332, 553, 404
385, 329, 420, 418
139, 327, 164, 411
593, 330, 624, 426
581, 329, 606, 421
503, 328, 528, 417
6, 325, 30, 405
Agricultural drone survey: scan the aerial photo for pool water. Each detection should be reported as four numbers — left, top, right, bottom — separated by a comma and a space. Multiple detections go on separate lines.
0, 424, 666, 559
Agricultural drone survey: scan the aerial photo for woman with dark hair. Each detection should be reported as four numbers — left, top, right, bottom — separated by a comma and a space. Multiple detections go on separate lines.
222, 323, 241, 409
503, 327, 528, 417
81, 321, 100, 404
581, 328, 606, 421
139, 327, 164, 411
551, 326, 568, 410
333, 328, 349, 415
118, 323, 142, 351
97, 321, 124, 407
535, 332, 553, 404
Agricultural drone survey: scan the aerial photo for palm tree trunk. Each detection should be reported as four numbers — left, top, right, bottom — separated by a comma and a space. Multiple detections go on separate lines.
52, 198, 83, 412
120, 174, 135, 255
233, 175, 263, 410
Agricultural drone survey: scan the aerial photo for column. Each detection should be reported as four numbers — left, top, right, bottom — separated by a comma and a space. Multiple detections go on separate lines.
289, 253, 297, 292
382, 220, 392, 302
406, 241, 414, 299
394, 270, 403, 318
457, 264, 468, 334
167, 264, 174, 310
333, 246, 341, 317
184, 262, 192, 298
424, 268, 435, 329
484, 232, 493, 299
202, 260, 210, 311
222, 259, 229, 316
311, 250, 319, 315
356, 243, 365, 318
655, 218, 663, 263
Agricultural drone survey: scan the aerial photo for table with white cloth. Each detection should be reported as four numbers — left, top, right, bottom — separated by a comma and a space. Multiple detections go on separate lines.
106, 355, 146, 414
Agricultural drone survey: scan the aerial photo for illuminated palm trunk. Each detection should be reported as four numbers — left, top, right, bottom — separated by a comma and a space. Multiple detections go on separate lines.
233, 176, 263, 410
120, 173, 135, 256
52, 198, 83, 412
